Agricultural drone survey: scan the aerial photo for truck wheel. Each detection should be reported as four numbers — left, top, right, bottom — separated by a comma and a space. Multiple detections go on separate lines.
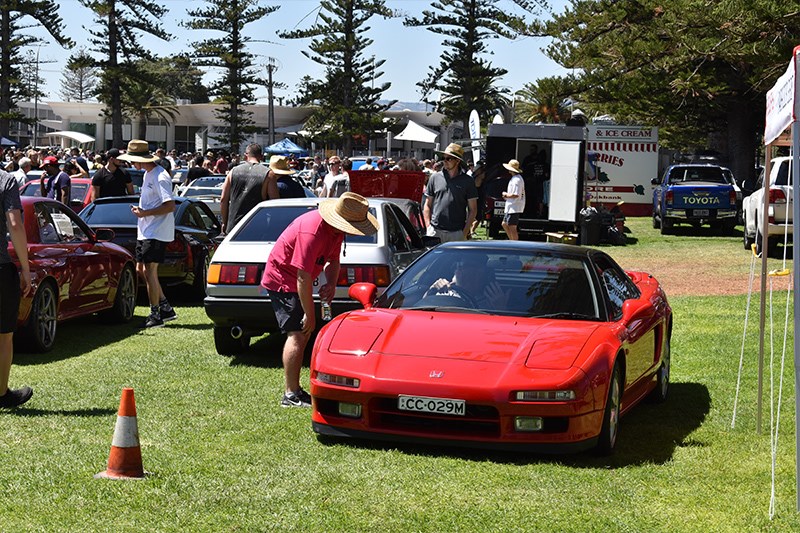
660, 218, 672, 235
652, 212, 660, 229
722, 221, 737, 236
743, 229, 754, 250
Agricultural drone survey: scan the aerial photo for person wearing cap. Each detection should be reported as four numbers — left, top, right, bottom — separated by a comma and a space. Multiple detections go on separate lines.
91, 148, 134, 201
118, 139, 177, 329
269, 155, 306, 199
0, 164, 33, 408
260, 192, 379, 407
423, 143, 478, 243
321, 156, 350, 198
220, 143, 272, 234
501, 159, 526, 240
39, 156, 71, 205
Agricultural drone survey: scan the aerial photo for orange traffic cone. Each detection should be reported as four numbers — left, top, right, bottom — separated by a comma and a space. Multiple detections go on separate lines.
95, 388, 145, 479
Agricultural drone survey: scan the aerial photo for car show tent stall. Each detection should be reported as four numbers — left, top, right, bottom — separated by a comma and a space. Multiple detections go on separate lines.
264, 138, 308, 157
761, 44, 800, 513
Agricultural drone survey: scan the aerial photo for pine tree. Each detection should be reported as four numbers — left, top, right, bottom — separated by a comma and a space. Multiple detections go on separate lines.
81, 0, 170, 148
184, 0, 277, 154
60, 48, 98, 102
0, 1, 73, 140
404, 0, 542, 132
544, 0, 800, 184
280, 0, 396, 156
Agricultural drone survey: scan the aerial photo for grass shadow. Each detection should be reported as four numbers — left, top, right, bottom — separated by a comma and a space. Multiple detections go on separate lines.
228, 334, 286, 369
315, 382, 710, 468
1, 407, 117, 417
13, 314, 145, 364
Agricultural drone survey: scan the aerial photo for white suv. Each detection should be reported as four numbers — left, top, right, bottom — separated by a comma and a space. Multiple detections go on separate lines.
742, 157, 792, 255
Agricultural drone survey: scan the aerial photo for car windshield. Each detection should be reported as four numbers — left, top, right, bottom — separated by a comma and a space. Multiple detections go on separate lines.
668, 167, 726, 184
375, 247, 600, 319
20, 182, 88, 202
183, 187, 221, 197
191, 177, 225, 188
232, 205, 378, 244
80, 202, 136, 225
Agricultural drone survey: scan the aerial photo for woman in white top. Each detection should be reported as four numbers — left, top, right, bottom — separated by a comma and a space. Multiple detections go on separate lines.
501, 159, 526, 240
321, 156, 350, 198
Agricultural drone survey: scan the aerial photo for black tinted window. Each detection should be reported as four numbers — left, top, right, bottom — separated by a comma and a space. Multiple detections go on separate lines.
81, 202, 136, 225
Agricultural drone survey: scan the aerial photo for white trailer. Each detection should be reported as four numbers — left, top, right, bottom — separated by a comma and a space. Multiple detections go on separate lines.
586, 125, 659, 216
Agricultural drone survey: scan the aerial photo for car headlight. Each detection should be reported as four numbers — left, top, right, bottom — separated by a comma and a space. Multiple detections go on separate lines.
514, 390, 576, 401
316, 372, 360, 388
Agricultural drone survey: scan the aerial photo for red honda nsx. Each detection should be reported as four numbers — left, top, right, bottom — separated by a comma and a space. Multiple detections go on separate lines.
310, 241, 672, 455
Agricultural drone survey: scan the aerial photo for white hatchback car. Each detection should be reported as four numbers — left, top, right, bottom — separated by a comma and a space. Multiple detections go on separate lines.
204, 197, 436, 355
743, 157, 792, 255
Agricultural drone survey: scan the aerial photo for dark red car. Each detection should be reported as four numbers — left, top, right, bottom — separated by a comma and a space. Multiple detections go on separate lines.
9, 197, 137, 352
19, 177, 94, 213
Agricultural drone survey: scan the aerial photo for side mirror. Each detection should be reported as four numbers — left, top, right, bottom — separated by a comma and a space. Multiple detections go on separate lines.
348, 282, 377, 309
621, 298, 651, 323
650, 177, 660, 186
94, 228, 116, 242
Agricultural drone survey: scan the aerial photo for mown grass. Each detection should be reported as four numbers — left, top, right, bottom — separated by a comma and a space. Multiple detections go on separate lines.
2, 220, 799, 531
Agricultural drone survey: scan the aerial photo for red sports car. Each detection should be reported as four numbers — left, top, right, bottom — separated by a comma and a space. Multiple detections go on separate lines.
310, 241, 672, 454
9, 197, 138, 352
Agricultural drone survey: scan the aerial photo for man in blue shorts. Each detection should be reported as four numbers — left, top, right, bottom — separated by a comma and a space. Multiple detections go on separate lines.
0, 168, 32, 408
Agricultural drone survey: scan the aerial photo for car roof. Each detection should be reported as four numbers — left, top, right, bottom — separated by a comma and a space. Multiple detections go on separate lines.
89, 195, 191, 205
250, 197, 397, 209
435, 239, 599, 260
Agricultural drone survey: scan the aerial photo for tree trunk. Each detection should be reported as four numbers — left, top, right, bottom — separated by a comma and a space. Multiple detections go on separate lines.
108, 1, 123, 148
0, 7, 11, 140
726, 96, 761, 188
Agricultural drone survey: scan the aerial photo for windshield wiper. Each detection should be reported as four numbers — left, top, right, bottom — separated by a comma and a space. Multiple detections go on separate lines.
405, 306, 489, 315
532, 312, 597, 321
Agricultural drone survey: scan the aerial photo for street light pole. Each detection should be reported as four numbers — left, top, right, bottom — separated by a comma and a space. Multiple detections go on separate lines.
266, 58, 277, 146
33, 44, 41, 147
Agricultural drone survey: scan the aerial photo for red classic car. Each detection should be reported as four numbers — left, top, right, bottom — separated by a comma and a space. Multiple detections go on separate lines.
19, 177, 94, 213
9, 197, 137, 352
310, 241, 672, 454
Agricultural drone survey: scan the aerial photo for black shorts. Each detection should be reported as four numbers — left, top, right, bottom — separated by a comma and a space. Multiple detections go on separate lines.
268, 290, 305, 333
0, 263, 21, 334
135, 239, 168, 264
503, 213, 520, 225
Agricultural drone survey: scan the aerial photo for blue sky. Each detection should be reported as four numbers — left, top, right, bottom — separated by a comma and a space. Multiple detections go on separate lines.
31, 0, 569, 106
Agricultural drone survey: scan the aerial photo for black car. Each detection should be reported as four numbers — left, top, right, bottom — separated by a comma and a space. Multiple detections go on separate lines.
79, 195, 222, 299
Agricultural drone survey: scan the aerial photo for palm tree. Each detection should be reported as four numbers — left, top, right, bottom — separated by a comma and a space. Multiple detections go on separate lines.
514, 77, 573, 124
121, 79, 178, 140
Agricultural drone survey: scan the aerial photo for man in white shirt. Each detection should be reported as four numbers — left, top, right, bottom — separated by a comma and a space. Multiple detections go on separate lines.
118, 140, 177, 329
12, 157, 31, 188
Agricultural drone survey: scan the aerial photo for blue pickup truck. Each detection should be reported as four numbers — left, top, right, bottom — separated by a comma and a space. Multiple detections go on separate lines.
651, 164, 738, 234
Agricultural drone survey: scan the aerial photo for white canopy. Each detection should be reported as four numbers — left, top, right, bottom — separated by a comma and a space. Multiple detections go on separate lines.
394, 120, 439, 144
46, 130, 95, 145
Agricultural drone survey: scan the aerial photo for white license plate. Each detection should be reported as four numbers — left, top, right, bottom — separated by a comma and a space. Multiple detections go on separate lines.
693, 209, 709, 216
398, 395, 466, 416
494, 207, 504, 216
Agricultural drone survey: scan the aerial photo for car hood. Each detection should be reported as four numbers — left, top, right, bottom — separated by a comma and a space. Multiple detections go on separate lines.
325, 309, 600, 370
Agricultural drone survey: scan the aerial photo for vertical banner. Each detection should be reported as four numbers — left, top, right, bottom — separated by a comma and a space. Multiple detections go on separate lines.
468, 109, 480, 165
764, 51, 797, 145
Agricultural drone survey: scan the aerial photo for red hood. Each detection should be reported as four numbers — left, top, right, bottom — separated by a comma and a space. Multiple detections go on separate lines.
326, 309, 599, 370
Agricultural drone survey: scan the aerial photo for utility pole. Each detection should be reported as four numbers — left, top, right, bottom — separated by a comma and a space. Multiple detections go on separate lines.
266, 58, 277, 146
34, 45, 41, 147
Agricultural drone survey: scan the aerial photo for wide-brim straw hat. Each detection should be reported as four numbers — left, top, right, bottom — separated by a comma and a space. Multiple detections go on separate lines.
503, 159, 522, 175
117, 140, 158, 163
269, 155, 296, 175
319, 192, 379, 236
435, 142, 464, 162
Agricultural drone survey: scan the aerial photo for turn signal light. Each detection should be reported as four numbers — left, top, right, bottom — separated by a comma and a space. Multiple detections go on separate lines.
514, 390, 576, 401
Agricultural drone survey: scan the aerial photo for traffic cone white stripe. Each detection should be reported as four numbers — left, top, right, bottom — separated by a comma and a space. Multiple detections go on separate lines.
111, 416, 140, 448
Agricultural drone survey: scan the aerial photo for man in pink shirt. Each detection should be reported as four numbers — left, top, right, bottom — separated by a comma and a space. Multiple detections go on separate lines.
261, 192, 379, 407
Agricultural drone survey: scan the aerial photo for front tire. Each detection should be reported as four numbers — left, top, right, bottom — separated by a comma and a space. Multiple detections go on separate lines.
24, 283, 58, 353
648, 332, 670, 403
595, 361, 623, 455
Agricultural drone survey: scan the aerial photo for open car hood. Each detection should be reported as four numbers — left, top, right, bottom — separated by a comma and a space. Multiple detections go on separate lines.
326, 309, 599, 370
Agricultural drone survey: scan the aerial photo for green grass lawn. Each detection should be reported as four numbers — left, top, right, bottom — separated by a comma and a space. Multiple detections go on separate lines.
2, 220, 799, 531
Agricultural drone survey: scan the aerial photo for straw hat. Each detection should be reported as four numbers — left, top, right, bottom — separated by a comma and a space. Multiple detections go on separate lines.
435, 143, 464, 162
117, 140, 158, 163
269, 155, 296, 175
319, 192, 379, 236
503, 159, 522, 175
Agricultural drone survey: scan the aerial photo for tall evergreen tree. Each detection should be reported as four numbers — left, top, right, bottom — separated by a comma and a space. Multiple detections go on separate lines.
545, 0, 800, 184
184, 0, 277, 154
60, 48, 98, 102
0, 1, 73, 140
404, 0, 544, 131
146, 55, 210, 104
280, 0, 396, 156
121, 76, 178, 140
81, 0, 170, 148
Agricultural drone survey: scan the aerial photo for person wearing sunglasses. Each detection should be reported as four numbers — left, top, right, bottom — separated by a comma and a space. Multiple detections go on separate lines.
321, 157, 350, 198
423, 143, 478, 243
